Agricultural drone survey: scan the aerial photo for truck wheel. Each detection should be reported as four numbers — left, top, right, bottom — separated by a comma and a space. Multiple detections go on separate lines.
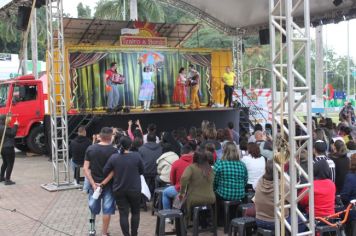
15, 143, 29, 152
27, 126, 46, 155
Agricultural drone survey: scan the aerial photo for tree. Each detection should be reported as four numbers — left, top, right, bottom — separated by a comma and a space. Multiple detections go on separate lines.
77, 3, 92, 18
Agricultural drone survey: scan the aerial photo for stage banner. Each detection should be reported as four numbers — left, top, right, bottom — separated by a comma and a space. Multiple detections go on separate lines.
234, 88, 272, 125
120, 36, 167, 47
70, 50, 211, 109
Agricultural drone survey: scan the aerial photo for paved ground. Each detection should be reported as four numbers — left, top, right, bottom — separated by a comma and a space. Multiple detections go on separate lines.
0, 154, 226, 236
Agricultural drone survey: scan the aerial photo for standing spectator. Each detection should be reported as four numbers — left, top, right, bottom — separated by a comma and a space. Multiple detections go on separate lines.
143, 123, 160, 144
162, 143, 195, 209
180, 150, 215, 222
300, 159, 336, 217
339, 101, 355, 125
241, 143, 266, 189
69, 126, 91, 185
139, 133, 163, 193
340, 154, 356, 221
161, 131, 181, 156
227, 122, 239, 145
213, 142, 248, 201
329, 140, 350, 193
103, 136, 144, 236
255, 130, 273, 160
83, 127, 117, 236
313, 140, 336, 182
248, 124, 263, 143
156, 143, 179, 187
0, 115, 18, 185
347, 140, 356, 158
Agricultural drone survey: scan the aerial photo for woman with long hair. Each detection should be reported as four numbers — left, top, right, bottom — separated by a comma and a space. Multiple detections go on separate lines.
329, 140, 350, 193
173, 67, 187, 109
103, 136, 144, 236
213, 142, 247, 201
180, 150, 215, 222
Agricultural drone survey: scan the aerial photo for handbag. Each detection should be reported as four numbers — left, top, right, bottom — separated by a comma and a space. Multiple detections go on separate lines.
111, 73, 125, 84
172, 194, 188, 210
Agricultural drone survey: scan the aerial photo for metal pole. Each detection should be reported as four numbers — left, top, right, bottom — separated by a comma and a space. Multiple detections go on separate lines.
315, 26, 324, 110
122, 0, 126, 20
347, 21, 350, 100
325, 25, 328, 116
129, 0, 138, 20
22, 35, 28, 75
31, 8, 38, 79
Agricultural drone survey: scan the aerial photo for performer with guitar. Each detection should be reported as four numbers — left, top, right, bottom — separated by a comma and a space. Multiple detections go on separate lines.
105, 62, 125, 112
187, 64, 200, 110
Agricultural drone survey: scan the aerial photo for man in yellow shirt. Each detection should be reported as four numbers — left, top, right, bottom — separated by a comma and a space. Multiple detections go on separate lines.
222, 66, 237, 107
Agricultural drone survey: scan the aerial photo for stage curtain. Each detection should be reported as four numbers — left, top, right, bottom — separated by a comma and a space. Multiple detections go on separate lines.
73, 51, 210, 110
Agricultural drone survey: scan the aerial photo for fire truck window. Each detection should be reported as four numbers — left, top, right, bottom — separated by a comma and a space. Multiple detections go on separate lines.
13, 85, 37, 103
0, 84, 9, 107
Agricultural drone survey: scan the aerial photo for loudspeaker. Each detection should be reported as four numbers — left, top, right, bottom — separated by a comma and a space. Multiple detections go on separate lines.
16, 6, 32, 31
259, 28, 286, 45
35, 0, 46, 8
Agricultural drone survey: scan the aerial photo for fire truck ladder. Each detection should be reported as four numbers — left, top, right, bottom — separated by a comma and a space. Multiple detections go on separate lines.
41, 0, 77, 191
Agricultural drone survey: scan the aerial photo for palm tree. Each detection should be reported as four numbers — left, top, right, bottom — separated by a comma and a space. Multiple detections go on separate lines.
94, 0, 165, 22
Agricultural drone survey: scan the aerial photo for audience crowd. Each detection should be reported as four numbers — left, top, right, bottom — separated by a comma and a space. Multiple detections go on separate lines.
68, 103, 356, 235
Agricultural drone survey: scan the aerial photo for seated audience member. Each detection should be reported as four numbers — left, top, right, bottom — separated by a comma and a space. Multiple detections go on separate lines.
241, 143, 266, 190
313, 140, 336, 182
216, 129, 225, 144
255, 160, 289, 230
213, 142, 247, 201
329, 140, 350, 193
228, 121, 239, 145
180, 150, 215, 223
138, 133, 163, 193
161, 131, 181, 156
340, 154, 356, 221
346, 140, 356, 158
162, 143, 195, 209
205, 142, 217, 165
300, 159, 336, 217
176, 127, 188, 147
143, 123, 160, 144
201, 124, 223, 159
103, 136, 144, 236
248, 124, 263, 143
156, 143, 179, 187
255, 130, 273, 160
187, 126, 197, 143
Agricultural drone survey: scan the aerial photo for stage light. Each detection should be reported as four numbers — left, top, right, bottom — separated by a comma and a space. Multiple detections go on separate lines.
333, 0, 343, 7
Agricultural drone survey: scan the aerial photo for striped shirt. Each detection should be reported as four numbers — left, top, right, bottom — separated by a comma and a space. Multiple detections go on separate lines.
313, 155, 336, 182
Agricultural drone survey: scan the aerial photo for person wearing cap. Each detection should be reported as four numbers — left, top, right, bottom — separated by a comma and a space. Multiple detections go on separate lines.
0, 115, 19, 185
313, 140, 336, 183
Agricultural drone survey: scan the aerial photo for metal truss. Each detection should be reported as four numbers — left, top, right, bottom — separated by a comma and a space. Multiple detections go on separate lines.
156, 0, 237, 35
269, 0, 314, 235
42, 0, 73, 191
232, 34, 243, 87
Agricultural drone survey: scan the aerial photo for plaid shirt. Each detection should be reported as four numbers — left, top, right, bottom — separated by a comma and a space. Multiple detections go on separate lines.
213, 160, 248, 200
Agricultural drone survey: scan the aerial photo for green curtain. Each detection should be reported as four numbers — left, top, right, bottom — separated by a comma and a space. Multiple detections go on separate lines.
74, 50, 210, 109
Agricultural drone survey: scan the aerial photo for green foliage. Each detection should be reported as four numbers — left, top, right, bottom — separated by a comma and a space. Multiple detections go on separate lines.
77, 3, 92, 18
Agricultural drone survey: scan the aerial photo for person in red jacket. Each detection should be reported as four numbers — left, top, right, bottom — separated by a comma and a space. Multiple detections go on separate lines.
162, 142, 195, 209
300, 159, 336, 217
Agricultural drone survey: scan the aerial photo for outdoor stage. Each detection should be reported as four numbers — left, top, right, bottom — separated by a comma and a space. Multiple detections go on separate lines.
66, 107, 243, 137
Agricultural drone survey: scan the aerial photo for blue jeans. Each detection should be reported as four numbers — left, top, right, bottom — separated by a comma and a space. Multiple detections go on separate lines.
107, 81, 119, 109
162, 186, 178, 209
88, 185, 116, 215
70, 160, 81, 183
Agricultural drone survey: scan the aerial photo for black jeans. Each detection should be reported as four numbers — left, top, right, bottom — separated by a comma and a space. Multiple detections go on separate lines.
115, 191, 141, 236
224, 85, 234, 107
1, 147, 15, 180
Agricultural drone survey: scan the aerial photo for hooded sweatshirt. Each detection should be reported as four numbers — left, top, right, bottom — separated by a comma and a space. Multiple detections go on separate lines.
138, 142, 162, 175
156, 151, 179, 183
69, 135, 92, 165
255, 177, 290, 222
170, 153, 193, 191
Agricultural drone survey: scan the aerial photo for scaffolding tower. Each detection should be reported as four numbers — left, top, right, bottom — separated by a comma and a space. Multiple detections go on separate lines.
269, 0, 315, 235
41, 0, 75, 191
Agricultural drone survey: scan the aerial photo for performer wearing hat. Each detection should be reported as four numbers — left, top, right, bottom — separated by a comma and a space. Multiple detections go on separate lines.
0, 115, 19, 185
188, 65, 200, 110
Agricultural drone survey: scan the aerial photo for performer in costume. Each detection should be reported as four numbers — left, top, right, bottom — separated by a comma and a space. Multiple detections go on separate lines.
139, 66, 155, 111
222, 66, 237, 107
188, 64, 200, 110
173, 67, 187, 109
105, 62, 124, 112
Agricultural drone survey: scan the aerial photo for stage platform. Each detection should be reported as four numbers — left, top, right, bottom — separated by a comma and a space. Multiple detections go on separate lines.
65, 107, 243, 137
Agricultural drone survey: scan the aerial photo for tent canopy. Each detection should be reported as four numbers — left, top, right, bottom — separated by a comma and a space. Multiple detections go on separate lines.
1, 0, 356, 35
